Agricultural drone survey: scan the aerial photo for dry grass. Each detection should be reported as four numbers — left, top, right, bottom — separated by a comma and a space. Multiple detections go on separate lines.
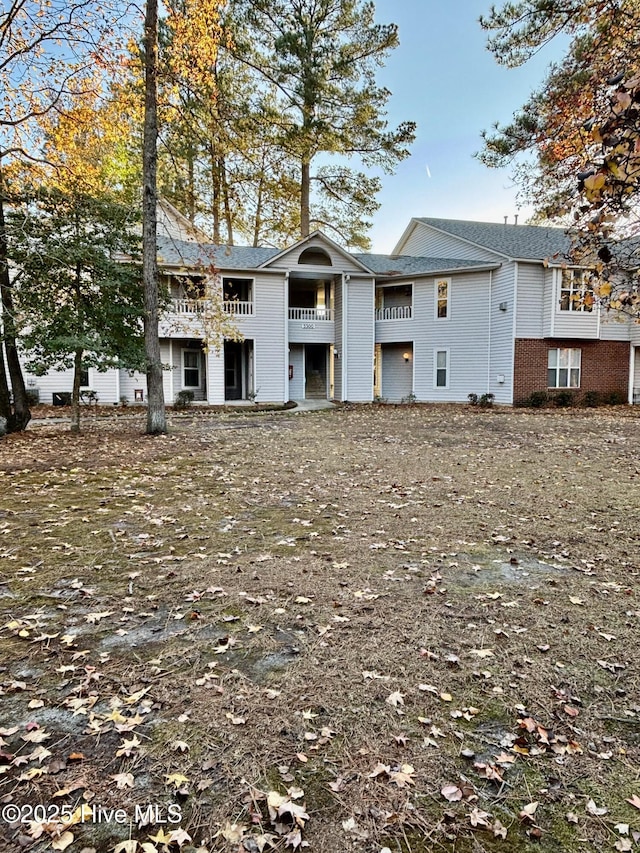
1, 404, 639, 853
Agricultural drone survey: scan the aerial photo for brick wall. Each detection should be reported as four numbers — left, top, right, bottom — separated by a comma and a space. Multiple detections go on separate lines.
514, 338, 630, 404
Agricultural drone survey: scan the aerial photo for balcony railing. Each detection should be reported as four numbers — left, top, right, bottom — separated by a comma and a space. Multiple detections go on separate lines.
171, 298, 254, 316
375, 305, 412, 321
289, 307, 333, 321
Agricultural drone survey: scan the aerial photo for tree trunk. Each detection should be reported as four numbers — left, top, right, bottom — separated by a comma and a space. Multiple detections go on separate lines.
143, 0, 166, 434
70, 347, 82, 433
221, 156, 233, 245
301, 159, 310, 237
211, 144, 221, 244
0, 171, 30, 433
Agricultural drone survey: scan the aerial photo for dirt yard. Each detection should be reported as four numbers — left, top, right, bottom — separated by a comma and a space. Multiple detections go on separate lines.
1, 404, 639, 853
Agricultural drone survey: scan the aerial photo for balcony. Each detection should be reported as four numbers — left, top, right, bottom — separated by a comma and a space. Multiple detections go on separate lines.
171, 298, 254, 317
375, 305, 412, 321
288, 307, 333, 321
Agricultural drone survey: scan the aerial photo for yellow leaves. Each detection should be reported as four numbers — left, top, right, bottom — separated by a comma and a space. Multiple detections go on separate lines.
165, 772, 189, 789
583, 172, 606, 193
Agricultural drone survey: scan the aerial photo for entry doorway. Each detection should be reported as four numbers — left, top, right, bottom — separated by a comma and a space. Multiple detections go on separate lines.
305, 344, 328, 399
224, 340, 254, 401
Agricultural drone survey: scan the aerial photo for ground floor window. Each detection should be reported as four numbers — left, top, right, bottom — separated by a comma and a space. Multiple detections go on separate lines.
434, 349, 449, 388
548, 347, 581, 388
183, 350, 201, 388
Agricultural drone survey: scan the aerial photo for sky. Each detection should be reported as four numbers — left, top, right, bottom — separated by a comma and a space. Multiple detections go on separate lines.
367, 0, 567, 253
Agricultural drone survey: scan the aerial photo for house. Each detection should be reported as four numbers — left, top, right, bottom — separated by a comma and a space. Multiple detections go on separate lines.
20, 209, 640, 407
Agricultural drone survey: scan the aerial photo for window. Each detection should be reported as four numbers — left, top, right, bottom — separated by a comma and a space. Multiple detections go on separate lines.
435, 278, 450, 319
434, 349, 449, 388
183, 351, 201, 388
559, 269, 594, 312
548, 348, 581, 388
79, 368, 90, 387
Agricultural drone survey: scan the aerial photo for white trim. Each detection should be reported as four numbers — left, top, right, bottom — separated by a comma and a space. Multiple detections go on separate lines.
284, 271, 289, 401
222, 275, 255, 317
487, 270, 492, 395
342, 274, 348, 401
433, 348, 450, 390
169, 340, 174, 401
547, 346, 582, 389
181, 348, 201, 389
511, 262, 519, 399
629, 345, 635, 404
302, 345, 307, 400
434, 277, 451, 321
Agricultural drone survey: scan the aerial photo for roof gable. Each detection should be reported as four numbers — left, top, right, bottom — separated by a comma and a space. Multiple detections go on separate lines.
259, 230, 374, 273
396, 217, 573, 262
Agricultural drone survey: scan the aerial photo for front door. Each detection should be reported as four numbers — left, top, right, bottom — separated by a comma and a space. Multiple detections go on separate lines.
224, 341, 242, 400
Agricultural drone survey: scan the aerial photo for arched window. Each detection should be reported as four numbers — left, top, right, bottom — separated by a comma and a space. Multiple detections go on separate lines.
298, 247, 332, 266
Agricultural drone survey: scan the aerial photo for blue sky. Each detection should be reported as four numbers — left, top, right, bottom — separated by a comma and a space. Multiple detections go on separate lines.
368, 0, 567, 252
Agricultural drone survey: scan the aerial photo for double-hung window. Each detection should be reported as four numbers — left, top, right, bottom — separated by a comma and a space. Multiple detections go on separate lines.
559, 269, 594, 312
435, 278, 450, 319
548, 348, 581, 388
183, 351, 201, 388
434, 349, 449, 388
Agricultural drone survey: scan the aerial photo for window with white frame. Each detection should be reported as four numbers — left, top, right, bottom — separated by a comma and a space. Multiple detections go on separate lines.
548, 348, 581, 388
434, 349, 449, 388
435, 278, 450, 319
558, 269, 594, 312
183, 350, 201, 388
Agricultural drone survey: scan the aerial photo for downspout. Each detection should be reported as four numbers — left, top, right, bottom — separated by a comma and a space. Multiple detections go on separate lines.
629, 344, 635, 405
342, 274, 349, 401
284, 271, 289, 403
169, 339, 174, 403
487, 270, 492, 395
511, 263, 518, 405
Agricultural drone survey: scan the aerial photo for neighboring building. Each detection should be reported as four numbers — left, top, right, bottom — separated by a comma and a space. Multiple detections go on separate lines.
19, 210, 640, 406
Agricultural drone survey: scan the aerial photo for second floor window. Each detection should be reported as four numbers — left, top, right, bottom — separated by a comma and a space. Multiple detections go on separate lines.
436, 278, 449, 319
559, 269, 594, 312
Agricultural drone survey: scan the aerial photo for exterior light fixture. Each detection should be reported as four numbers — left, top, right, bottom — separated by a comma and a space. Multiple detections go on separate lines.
403, 352, 410, 362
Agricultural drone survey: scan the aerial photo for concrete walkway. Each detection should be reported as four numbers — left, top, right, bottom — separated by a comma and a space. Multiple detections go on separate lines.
291, 399, 336, 412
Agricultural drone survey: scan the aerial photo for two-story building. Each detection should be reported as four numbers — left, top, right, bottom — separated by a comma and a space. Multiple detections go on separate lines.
21, 208, 639, 407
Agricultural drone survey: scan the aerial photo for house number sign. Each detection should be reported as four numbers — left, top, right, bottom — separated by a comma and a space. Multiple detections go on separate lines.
302, 323, 316, 329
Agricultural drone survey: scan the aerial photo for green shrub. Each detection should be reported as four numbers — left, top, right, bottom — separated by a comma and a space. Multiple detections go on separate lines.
174, 390, 195, 409
605, 390, 626, 405
478, 392, 495, 408
582, 390, 601, 407
25, 389, 40, 406
553, 389, 575, 407
467, 393, 478, 406
525, 390, 549, 408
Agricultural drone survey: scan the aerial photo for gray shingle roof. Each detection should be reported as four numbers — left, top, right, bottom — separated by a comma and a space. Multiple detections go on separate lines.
354, 253, 497, 276
416, 218, 573, 261
157, 236, 279, 270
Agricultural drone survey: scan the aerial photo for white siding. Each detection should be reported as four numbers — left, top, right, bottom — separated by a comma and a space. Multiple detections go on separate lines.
345, 278, 374, 401
267, 236, 367, 274
288, 321, 335, 344
119, 369, 147, 405
515, 263, 544, 338
542, 268, 555, 337
376, 317, 416, 343
600, 311, 631, 341
396, 222, 499, 262
334, 280, 343, 400
381, 344, 413, 402
248, 276, 287, 402
488, 263, 516, 405
411, 271, 492, 403
288, 345, 305, 399
205, 349, 224, 404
